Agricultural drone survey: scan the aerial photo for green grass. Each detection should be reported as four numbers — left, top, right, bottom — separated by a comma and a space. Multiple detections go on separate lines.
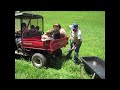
15, 59, 91, 79
15, 11, 105, 79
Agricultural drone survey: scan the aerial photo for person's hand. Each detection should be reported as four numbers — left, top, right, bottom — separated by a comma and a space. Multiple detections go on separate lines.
71, 46, 75, 51
69, 37, 73, 40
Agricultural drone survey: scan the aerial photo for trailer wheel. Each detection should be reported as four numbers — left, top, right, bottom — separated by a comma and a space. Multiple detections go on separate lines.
32, 53, 46, 68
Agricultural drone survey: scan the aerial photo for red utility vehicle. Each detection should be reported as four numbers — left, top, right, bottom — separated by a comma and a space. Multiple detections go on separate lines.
15, 13, 68, 68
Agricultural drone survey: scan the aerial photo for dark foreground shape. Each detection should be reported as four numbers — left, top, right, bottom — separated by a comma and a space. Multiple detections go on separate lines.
79, 56, 105, 79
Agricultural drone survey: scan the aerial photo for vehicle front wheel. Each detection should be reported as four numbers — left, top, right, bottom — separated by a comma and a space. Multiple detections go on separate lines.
32, 53, 47, 68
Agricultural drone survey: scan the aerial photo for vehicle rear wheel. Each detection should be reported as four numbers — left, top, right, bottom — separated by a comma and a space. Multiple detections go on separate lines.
32, 53, 47, 68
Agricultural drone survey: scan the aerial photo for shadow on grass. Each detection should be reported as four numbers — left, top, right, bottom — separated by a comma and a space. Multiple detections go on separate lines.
15, 53, 70, 70
15, 54, 31, 61
46, 53, 70, 70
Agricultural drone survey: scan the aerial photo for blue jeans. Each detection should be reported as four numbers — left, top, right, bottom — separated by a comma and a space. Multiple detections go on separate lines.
67, 40, 82, 64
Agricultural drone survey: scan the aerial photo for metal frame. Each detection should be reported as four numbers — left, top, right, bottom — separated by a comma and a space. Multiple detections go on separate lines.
15, 13, 44, 39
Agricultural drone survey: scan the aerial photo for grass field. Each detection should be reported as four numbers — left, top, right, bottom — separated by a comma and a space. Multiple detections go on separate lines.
15, 11, 105, 79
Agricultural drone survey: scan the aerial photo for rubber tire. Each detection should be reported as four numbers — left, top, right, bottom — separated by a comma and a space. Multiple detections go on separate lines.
32, 53, 47, 68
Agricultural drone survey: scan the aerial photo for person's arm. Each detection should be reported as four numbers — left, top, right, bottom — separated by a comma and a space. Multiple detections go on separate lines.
63, 29, 67, 37
69, 30, 73, 40
71, 39, 80, 50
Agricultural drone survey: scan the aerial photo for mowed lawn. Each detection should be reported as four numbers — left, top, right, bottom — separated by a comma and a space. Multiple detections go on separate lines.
15, 11, 105, 79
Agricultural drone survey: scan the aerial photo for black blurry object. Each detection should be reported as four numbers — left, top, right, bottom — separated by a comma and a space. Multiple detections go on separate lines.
80, 56, 105, 79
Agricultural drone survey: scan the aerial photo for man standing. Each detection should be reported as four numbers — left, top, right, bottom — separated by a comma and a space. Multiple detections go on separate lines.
66, 23, 82, 64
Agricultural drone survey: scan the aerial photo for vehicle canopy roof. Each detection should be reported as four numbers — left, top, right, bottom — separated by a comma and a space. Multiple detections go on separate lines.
15, 13, 43, 19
